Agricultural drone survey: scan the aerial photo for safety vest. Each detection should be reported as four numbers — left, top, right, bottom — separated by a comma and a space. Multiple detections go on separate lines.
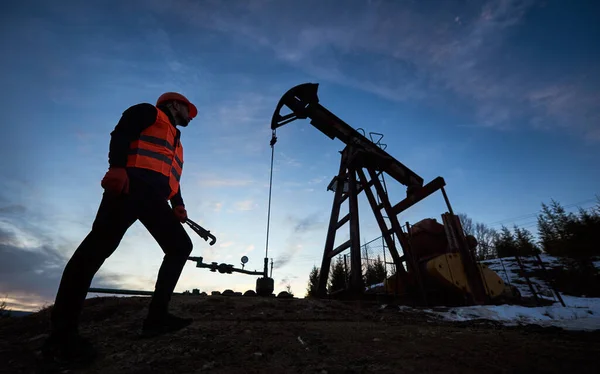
126, 107, 183, 199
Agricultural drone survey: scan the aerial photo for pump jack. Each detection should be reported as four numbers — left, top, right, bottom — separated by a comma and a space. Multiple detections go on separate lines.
271, 83, 493, 306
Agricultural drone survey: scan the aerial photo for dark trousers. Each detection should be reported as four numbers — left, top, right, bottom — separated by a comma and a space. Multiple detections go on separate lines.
50, 185, 193, 336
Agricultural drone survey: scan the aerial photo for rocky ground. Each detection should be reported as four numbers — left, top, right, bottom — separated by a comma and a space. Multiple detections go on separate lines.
1, 295, 599, 374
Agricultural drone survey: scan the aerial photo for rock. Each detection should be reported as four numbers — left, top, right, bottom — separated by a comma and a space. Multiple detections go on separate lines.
202, 361, 216, 370
28, 333, 48, 343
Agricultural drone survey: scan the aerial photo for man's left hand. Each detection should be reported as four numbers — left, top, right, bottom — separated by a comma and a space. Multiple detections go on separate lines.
173, 205, 188, 223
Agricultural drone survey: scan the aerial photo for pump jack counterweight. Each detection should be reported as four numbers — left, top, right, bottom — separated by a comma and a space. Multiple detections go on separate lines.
272, 83, 494, 306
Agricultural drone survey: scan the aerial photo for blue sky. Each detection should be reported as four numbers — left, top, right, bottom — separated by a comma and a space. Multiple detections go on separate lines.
1, 0, 599, 311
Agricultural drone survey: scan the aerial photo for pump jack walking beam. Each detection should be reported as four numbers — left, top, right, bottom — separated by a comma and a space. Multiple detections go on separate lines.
271, 83, 424, 194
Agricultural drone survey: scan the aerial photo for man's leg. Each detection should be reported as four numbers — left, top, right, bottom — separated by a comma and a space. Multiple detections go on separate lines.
133, 194, 193, 334
49, 192, 138, 339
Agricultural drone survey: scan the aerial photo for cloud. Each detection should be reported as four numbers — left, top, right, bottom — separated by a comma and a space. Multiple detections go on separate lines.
308, 176, 328, 185
584, 128, 600, 143
0, 207, 128, 311
0, 205, 27, 214
193, 90, 281, 158
0, 219, 45, 250
213, 93, 274, 129
198, 177, 255, 188
235, 200, 258, 211
0, 225, 123, 311
526, 83, 600, 139
278, 274, 300, 288
274, 211, 326, 269
277, 152, 302, 168
148, 0, 599, 141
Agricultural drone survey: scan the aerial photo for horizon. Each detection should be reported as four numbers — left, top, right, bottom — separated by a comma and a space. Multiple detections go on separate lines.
1, 0, 599, 312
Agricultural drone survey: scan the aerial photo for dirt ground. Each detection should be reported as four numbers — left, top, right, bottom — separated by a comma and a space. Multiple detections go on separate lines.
1, 295, 599, 374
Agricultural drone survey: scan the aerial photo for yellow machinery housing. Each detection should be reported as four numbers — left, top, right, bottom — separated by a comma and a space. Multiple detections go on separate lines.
425, 253, 506, 299
382, 217, 512, 303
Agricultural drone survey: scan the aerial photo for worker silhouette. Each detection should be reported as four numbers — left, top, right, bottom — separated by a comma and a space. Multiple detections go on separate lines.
40, 92, 198, 368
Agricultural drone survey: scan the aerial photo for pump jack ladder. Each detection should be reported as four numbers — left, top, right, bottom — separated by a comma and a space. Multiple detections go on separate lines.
271, 83, 489, 306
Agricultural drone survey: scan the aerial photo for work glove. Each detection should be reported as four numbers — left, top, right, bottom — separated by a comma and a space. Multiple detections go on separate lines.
101, 167, 129, 195
173, 205, 188, 223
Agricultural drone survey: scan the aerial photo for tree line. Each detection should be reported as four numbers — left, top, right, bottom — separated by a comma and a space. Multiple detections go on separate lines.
305, 197, 600, 297
462, 198, 600, 260
305, 254, 389, 297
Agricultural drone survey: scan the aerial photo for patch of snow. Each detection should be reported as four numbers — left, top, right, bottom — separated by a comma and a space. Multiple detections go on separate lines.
560, 295, 600, 309
481, 255, 568, 300
366, 282, 384, 291
378, 253, 600, 331
407, 254, 600, 331
419, 298, 600, 331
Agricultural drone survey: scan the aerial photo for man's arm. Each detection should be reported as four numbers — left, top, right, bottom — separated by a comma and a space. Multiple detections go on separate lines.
170, 186, 187, 223
108, 103, 158, 167
170, 186, 184, 208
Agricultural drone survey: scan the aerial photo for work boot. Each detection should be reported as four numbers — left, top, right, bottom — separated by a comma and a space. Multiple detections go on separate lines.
141, 312, 193, 338
38, 331, 97, 371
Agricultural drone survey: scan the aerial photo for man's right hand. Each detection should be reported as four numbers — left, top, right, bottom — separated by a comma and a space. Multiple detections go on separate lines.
101, 167, 129, 195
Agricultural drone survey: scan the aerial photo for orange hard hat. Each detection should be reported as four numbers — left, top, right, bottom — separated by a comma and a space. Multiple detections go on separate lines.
156, 92, 198, 119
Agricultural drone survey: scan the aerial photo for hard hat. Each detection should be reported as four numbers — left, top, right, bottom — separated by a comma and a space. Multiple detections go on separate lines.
156, 92, 198, 119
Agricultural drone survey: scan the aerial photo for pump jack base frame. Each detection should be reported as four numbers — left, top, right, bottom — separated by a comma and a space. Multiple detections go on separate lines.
316, 147, 490, 306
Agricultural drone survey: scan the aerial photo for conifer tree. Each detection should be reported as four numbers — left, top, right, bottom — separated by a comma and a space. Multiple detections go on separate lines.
364, 255, 387, 287
328, 255, 349, 293
513, 225, 541, 256
494, 226, 517, 258
305, 265, 320, 298
537, 199, 600, 258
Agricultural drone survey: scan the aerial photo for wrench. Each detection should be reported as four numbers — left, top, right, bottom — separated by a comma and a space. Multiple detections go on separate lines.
185, 218, 217, 246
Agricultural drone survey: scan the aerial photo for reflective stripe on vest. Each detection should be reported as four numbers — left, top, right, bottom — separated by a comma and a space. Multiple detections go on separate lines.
126, 107, 183, 199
